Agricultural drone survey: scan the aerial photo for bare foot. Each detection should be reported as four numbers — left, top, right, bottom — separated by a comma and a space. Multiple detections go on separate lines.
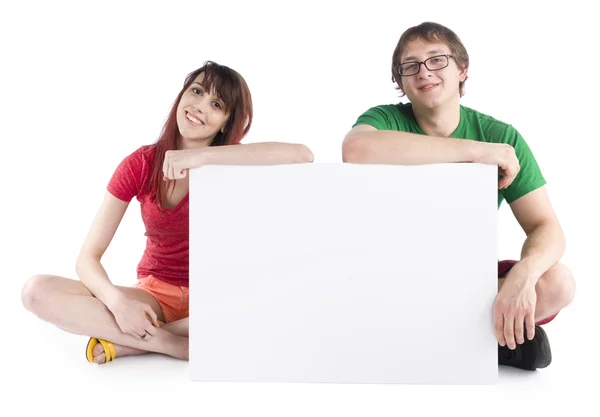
92, 341, 147, 364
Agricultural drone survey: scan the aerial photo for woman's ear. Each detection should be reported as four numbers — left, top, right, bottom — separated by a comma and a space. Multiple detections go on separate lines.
221, 115, 231, 134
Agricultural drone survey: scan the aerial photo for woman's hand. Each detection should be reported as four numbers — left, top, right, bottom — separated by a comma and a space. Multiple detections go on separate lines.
108, 292, 160, 340
162, 149, 205, 180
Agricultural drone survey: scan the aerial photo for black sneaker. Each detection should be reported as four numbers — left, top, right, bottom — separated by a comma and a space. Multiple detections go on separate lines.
498, 324, 552, 370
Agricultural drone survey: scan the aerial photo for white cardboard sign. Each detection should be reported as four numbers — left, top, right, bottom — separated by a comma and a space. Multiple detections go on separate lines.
189, 163, 498, 384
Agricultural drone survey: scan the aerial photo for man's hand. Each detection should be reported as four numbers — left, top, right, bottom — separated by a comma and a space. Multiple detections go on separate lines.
494, 272, 537, 349
472, 142, 520, 189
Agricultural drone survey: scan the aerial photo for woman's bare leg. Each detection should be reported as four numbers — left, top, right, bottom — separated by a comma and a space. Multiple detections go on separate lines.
22, 274, 189, 361
91, 318, 189, 363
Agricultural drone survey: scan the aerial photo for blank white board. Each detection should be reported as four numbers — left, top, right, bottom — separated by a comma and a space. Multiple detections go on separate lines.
189, 163, 498, 384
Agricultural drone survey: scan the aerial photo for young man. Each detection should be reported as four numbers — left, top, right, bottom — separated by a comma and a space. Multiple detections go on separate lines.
342, 22, 575, 370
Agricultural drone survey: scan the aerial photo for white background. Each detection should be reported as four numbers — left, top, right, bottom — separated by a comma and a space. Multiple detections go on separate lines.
2, 0, 598, 415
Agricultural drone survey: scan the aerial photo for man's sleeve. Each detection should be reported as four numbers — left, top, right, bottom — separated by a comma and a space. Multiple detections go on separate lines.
352, 105, 393, 130
502, 126, 547, 204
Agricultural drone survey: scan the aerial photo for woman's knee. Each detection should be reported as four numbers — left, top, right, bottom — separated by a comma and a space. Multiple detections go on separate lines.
22, 274, 54, 313
21, 274, 90, 314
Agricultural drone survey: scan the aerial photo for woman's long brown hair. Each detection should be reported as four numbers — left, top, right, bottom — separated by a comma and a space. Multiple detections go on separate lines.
146, 61, 253, 209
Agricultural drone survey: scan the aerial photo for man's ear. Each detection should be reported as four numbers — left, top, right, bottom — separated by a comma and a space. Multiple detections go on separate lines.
459, 66, 469, 82
396, 80, 405, 94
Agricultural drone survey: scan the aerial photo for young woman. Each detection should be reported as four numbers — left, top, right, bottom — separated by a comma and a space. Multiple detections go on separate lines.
22, 61, 314, 364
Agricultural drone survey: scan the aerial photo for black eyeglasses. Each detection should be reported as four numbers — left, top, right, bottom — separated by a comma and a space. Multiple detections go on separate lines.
397, 54, 454, 76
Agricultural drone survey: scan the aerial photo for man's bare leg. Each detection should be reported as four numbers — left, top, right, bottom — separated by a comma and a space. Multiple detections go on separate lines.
498, 262, 575, 323
497, 262, 575, 370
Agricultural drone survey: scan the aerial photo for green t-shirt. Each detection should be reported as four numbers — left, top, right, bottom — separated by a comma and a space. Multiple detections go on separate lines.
353, 103, 546, 208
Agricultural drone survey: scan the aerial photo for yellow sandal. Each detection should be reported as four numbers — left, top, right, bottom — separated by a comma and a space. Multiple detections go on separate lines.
85, 319, 165, 364
86, 337, 117, 363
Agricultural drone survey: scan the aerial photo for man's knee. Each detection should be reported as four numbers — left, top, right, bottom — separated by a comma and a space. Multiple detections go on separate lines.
538, 263, 576, 309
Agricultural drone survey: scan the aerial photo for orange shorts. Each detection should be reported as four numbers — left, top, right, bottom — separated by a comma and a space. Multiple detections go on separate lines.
133, 275, 189, 323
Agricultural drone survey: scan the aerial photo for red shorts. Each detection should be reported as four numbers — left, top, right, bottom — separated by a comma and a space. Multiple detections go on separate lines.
498, 260, 558, 326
